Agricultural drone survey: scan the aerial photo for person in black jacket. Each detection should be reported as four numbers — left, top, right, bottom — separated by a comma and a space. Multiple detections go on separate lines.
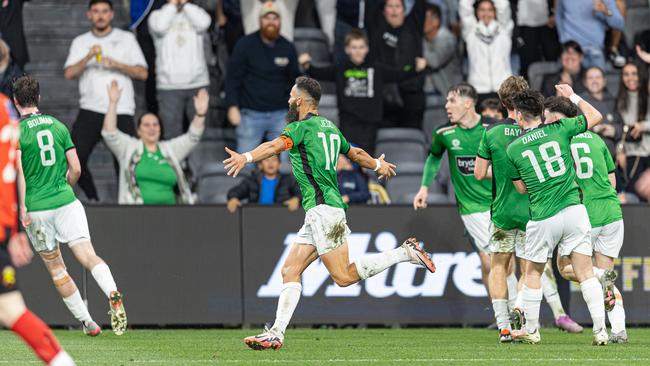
540, 41, 586, 97
299, 29, 425, 155
366, 0, 427, 129
226, 155, 301, 213
0, 40, 24, 99
337, 154, 370, 204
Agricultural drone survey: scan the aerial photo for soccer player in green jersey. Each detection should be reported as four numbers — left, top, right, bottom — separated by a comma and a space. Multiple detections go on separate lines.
413, 83, 493, 295
474, 77, 580, 342
505, 86, 608, 345
223, 76, 436, 351
12, 76, 127, 336
544, 96, 628, 343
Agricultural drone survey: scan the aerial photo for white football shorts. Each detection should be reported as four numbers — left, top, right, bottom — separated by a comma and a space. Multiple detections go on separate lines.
461, 210, 491, 254
489, 223, 526, 256
591, 219, 624, 259
295, 204, 351, 255
26, 199, 91, 253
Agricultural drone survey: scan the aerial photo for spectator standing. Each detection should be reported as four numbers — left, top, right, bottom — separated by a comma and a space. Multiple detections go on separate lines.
579, 66, 623, 157
367, 0, 427, 129
515, 0, 561, 80
148, 0, 212, 139
300, 29, 426, 154
334, 0, 367, 63
225, 1, 300, 160
337, 154, 370, 204
64, 0, 148, 202
555, 0, 623, 69
459, 0, 513, 104
240, 0, 298, 41
0, 0, 29, 68
226, 154, 301, 213
422, 3, 461, 96
0, 40, 23, 99
616, 62, 650, 199
102, 81, 208, 204
540, 41, 586, 97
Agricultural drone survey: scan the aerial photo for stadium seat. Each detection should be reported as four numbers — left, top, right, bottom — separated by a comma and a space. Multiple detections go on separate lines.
375, 141, 427, 164
376, 128, 426, 144
294, 28, 332, 65
423, 107, 448, 144
319, 94, 339, 126
197, 163, 244, 203
528, 61, 560, 91
188, 128, 236, 176
385, 174, 445, 204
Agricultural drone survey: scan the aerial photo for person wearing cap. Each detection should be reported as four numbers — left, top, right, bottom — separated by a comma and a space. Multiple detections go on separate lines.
225, 1, 300, 163
541, 40, 587, 98
148, 0, 212, 139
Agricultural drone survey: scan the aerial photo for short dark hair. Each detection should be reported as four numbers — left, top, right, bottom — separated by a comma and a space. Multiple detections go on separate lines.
425, 3, 441, 18
544, 96, 578, 119
562, 40, 583, 55
136, 112, 160, 129
498, 76, 529, 111
512, 89, 544, 121
89, 0, 113, 9
448, 82, 477, 102
344, 28, 368, 47
480, 98, 502, 113
584, 66, 605, 78
295, 76, 321, 105
12, 75, 39, 108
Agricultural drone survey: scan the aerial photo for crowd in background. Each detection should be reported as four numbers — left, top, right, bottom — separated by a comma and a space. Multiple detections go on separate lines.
2, 0, 650, 207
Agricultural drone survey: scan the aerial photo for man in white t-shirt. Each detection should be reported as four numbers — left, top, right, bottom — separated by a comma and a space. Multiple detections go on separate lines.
64, 0, 148, 202
149, 0, 211, 139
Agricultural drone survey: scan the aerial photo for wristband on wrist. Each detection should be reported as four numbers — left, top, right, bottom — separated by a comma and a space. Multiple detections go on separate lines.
373, 159, 381, 172
569, 93, 582, 105
196, 112, 206, 117
244, 152, 253, 163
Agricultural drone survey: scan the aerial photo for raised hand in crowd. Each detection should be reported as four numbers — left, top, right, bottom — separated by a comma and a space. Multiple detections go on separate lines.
298, 53, 312, 69
193, 88, 210, 117
415, 57, 427, 72
636, 45, 650, 64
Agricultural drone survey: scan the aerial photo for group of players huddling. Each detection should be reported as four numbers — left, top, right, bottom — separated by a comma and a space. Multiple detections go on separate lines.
227, 74, 627, 349
0, 71, 627, 362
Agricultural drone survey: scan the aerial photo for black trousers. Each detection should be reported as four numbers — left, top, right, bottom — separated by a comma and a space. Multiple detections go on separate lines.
518, 26, 561, 80
341, 120, 380, 156
71, 109, 136, 201
383, 91, 425, 130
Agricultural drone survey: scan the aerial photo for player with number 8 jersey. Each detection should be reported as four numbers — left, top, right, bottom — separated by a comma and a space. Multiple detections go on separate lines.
13, 75, 127, 337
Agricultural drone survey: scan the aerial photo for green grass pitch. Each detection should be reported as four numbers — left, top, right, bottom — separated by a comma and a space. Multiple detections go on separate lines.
1, 328, 649, 365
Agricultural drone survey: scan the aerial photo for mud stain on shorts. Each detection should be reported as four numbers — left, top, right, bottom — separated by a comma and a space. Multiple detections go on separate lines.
492, 229, 506, 242
326, 221, 347, 246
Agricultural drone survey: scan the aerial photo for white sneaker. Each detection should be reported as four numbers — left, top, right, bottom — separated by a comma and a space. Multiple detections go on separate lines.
592, 328, 609, 346
512, 328, 541, 344
401, 237, 436, 273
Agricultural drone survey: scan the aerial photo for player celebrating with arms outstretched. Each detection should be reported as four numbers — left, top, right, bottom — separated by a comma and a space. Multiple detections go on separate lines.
13, 75, 126, 336
505, 86, 607, 345
223, 76, 436, 351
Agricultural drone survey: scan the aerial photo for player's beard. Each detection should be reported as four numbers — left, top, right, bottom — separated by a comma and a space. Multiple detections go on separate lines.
286, 101, 300, 123
261, 24, 280, 41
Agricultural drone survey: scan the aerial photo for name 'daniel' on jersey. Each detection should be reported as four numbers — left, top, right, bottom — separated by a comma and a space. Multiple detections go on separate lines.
456, 156, 476, 175
521, 130, 548, 144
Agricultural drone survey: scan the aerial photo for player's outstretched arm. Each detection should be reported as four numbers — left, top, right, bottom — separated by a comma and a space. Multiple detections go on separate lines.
555, 84, 602, 129
223, 138, 286, 177
103, 80, 121, 133
65, 149, 82, 186
345, 147, 396, 180
513, 179, 528, 194
474, 157, 492, 180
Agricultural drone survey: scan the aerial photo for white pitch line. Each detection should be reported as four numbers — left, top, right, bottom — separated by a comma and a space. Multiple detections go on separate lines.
2, 359, 649, 365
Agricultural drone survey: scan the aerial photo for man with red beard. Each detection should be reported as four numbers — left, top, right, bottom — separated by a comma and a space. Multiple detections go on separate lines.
225, 1, 301, 166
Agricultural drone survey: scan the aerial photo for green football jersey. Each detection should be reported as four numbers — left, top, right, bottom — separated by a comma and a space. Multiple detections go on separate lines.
19, 114, 76, 212
477, 119, 529, 231
570, 131, 622, 227
428, 121, 492, 215
506, 115, 588, 221
281, 114, 350, 211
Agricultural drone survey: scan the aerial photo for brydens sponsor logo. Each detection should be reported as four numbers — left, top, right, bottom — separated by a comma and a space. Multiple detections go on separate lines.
258, 232, 487, 298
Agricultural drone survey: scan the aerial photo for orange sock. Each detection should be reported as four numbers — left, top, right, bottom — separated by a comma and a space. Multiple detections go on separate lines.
11, 310, 62, 364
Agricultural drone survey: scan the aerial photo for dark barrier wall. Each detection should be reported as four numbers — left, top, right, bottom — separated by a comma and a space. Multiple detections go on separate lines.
14, 205, 650, 326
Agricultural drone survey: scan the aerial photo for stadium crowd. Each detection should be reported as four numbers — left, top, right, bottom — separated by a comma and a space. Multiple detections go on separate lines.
2, 0, 650, 206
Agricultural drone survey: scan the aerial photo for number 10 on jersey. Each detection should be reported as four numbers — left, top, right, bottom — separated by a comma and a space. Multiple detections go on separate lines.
317, 132, 341, 171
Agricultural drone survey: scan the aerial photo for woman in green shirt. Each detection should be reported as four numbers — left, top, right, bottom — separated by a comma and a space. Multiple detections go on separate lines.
101, 81, 209, 204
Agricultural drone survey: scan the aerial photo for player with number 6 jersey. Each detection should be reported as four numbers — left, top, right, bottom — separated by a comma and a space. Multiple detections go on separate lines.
13, 75, 127, 337
505, 86, 608, 346
223, 76, 436, 351
543, 96, 628, 343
